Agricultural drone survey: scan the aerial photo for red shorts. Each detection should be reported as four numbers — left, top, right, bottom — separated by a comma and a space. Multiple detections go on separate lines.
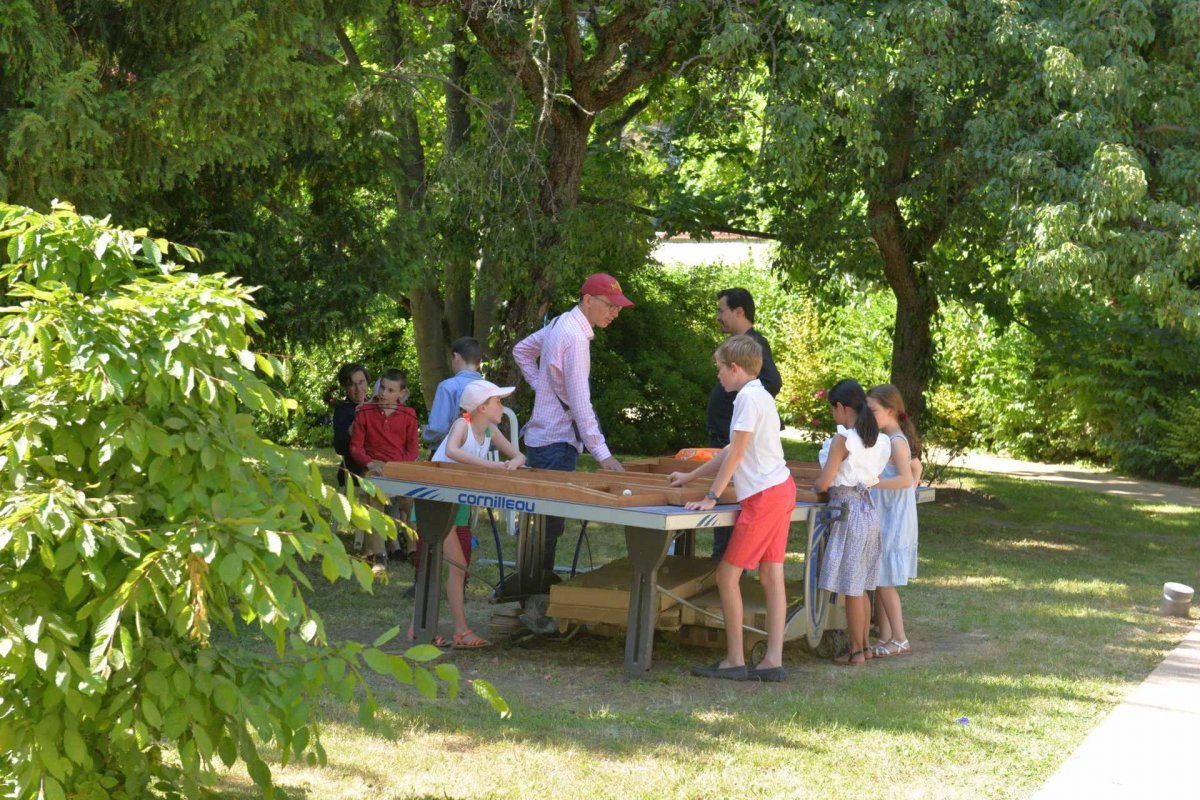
722, 476, 796, 570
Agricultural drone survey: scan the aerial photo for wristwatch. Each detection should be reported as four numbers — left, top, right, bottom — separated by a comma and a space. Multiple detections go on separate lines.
704, 490, 718, 501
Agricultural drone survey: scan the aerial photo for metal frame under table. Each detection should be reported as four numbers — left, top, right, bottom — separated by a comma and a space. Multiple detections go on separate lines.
370, 474, 934, 677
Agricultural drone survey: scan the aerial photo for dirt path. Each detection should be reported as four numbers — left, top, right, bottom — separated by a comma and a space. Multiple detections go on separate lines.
935, 449, 1200, 508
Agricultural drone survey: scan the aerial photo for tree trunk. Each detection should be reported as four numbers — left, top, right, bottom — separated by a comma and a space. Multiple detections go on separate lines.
383, 96, 444, 404
889, 284, 937, 426
868, 196, 937, 425
441, 15, 474, 347
407, 284, 448, 408
495, 107, 594, 385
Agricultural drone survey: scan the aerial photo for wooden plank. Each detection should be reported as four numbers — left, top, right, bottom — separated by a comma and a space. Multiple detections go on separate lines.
624, 457, 827, 502
378, 461, 685, 507
379, 459, 826, 506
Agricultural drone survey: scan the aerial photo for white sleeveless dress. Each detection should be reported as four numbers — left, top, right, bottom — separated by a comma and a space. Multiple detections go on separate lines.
433, 424, 492, 525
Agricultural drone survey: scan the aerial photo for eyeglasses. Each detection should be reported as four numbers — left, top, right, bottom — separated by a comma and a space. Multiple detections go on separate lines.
592, 295, 621, 314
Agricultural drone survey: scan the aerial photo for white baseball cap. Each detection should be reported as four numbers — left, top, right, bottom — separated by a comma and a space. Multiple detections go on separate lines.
459, 380, 515, 412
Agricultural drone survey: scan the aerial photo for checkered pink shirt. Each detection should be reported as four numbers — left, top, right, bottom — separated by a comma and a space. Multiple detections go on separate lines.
513, 305, 611, 461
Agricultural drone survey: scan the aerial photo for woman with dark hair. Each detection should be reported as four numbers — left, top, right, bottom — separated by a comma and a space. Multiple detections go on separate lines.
332, 363, 370, 490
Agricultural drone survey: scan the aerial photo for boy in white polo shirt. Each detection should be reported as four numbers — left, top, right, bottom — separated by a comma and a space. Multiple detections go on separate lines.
669, 334, 796, 681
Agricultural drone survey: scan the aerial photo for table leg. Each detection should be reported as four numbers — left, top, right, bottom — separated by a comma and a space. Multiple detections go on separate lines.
623, 525, 672, 677
411, 499, 456, 645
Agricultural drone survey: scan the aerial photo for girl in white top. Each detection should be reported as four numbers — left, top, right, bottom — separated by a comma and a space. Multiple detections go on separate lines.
813, 379, 891, 666
422, 380, 525, 648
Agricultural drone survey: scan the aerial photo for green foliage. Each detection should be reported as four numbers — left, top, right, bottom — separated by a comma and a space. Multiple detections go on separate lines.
260, 303, 425, 448
775, 290, 893, 440
933, 309, 1088, 460
1011, 1, 1200, 333
585, 263, 715, 455
1161, 389, 1200, 482
586, 260, 837, 454
933, 298, 1200, 481
0, 204, 495, 800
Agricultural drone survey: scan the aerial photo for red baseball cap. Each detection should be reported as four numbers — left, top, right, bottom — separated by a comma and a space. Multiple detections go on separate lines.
580, 273, 634, 307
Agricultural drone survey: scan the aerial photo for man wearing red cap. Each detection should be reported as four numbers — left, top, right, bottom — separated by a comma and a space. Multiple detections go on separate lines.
514, 272, 634, 574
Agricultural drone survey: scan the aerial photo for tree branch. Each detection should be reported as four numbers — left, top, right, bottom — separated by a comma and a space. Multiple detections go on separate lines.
586, 3, 645, 79
560, 0, 585, 79
334, 24, 364, 70
458, 4, 546, 110
595, 93, 653, 142
578, 194, 781, 240
593, 33, 688, 109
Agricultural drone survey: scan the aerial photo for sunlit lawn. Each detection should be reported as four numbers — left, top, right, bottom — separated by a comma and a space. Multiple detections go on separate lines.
215, 445, 1199, 799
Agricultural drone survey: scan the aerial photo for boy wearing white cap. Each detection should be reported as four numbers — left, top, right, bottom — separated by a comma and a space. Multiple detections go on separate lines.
421, 380, 525, 647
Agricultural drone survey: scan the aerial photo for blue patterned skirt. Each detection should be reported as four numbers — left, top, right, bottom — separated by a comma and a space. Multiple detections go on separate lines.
817, 484, 881, 597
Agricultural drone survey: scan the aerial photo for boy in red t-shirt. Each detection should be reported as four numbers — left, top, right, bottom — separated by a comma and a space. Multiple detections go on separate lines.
350, 369, 419, 576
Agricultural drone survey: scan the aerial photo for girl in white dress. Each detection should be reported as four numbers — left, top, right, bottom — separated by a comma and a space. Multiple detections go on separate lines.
866, 384, 922, 657
813, 379, 891, 666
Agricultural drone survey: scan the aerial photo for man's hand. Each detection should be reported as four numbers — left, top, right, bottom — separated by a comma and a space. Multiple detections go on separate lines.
599, 456, 624, 472
367, 460, 385, 476
667, 471, 693, 487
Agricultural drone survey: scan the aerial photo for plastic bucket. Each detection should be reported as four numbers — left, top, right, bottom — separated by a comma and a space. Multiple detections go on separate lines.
1160, 582, 1193, 617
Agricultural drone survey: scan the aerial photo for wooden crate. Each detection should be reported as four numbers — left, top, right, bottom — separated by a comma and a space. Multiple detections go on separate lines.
546, 556, 717, 623
678, 579, 806, 630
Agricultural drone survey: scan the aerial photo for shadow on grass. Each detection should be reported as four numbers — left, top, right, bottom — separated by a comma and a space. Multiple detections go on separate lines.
214, 462, 1200, 795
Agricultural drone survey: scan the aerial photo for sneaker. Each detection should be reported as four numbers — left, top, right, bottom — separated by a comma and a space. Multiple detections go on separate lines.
518, 594, 560, 635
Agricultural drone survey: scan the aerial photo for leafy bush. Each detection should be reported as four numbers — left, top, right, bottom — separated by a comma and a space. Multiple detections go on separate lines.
589, 261, 808, 454
777, 289, 894, 441
258, 308, 424, 448
774, 303, 837, 440
934, 298, 1200, 481
588, 262, 724, 455
934, 308, 1088, 461
0, 204, 505, 800
1161, 389, 1200, 483
1040, 305, 1200, 480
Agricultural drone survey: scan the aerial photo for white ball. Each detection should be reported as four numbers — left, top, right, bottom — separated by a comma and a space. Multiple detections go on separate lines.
622, 489, 633, 496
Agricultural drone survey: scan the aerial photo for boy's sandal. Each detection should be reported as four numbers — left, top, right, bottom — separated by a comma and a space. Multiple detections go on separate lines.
453, 629, 492, 649
407, 627, 449, 648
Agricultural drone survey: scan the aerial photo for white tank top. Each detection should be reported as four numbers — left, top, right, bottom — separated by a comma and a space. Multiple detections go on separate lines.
432, 421, 492, 463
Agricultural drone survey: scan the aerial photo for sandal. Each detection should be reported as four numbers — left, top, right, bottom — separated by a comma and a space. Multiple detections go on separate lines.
453, 629, 492, 649
889, 638, 911, 656
871, 640, 893, 657
407, 627, 449, 648
832, 648, 866, 667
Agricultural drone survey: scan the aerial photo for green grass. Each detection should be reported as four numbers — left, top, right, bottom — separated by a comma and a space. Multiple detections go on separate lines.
216, 451, 1199, 799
